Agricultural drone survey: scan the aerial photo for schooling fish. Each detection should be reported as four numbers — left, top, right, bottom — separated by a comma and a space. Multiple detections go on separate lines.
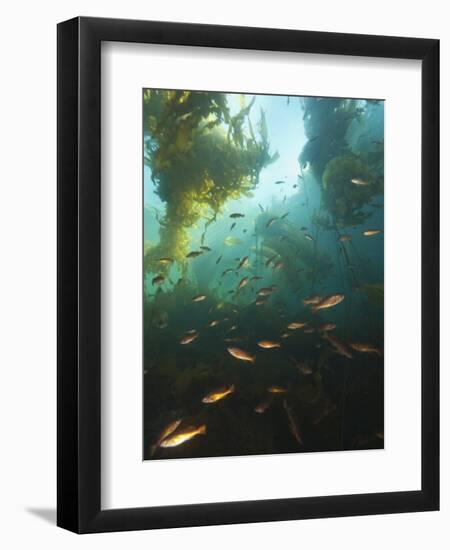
152, 275, 165, 285
274, 180, 285, 185
216, 254, 223, 264
230, 222, 236, 231
202, 384, 235, 404
363, 229, 383, 236
273, 261, 284, 270
250, 276, 262, 281
265, 254, 278, 267
324, 332, 353, 359
311, 294, 345, 313
255, 299, 266, 306
257, 340, 281, 349
237, 276, 249, 290
208, 320, 221, 328
192, 294, 207, 302
221, 268, 234, 277
160, 424, 206, 448
338, 235, 351, 242
349, 342, 382, 356
257, 286, 275, 297
287, 321, 308, 330
304, 234, 314, 241
237, 256, 249, 270
230, 213, 245, 218
224, 236, 243, 246
319, 322, 337, 332
227, 347, 256, 364
186, 250, 203, 258
302, 294, 322, 305
150, 418, 183, 456
200, 246, 211, 252
351, 177, 370, 186
258, 203, 265, 212
267, 386, 288, 394
179, 331, 199, 345
266, 217, 278, 229
280, 212, 290, 219
158, 257, 173, 265
254, 396, 273, 414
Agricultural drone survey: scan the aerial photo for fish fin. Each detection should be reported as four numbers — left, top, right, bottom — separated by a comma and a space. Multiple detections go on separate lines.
199, 425, 207, 435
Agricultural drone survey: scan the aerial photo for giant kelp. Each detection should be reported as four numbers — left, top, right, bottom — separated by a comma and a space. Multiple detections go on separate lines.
322, 155, 382, 226
143, 90, 278, 272
298, 98, 383, 226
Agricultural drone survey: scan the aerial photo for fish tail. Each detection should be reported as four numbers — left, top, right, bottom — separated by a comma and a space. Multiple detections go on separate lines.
149, 444, 158, 457
198, 425, 207, 435
311, 306, 318, 314
230, 384, 235, 392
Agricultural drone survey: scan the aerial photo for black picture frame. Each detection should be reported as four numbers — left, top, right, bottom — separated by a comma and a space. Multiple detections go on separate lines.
57, 16, 439, 533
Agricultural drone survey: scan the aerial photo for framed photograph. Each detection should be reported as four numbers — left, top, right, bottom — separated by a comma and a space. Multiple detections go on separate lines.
57, 17, 439, 533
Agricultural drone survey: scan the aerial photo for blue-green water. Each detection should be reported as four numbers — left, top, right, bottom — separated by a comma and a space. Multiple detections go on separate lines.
143, 91, 384, 459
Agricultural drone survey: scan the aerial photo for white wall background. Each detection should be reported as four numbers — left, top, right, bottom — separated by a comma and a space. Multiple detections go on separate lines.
0, 0, 447, 548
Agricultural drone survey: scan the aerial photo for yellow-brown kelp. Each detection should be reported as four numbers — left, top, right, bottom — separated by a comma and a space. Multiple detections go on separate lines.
143, 90, 278, 272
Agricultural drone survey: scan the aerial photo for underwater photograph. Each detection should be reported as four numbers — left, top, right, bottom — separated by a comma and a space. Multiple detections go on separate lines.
143, 89, 384, 460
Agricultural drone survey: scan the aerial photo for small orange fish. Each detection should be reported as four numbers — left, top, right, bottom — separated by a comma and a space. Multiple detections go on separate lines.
257, 340, 281, 349
227, 347, 256, 364
349, 342, 382, 356
160, 424, 206, 448
179, 331, 199, 345
287, 322, 307, 330
150, 418, 182, 456
311, 294, 344, 313
254, 396, 273, 414
338, 235, 351, 242
319, 322, 337, 332
324, 332, 353, 359
302, 294, 322, 305
202, 384, 235, 404
267, 386, 288, 394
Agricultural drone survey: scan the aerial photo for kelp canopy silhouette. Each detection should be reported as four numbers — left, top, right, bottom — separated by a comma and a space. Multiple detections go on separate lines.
299, 97, 383, 227
143, 90, 278, 272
